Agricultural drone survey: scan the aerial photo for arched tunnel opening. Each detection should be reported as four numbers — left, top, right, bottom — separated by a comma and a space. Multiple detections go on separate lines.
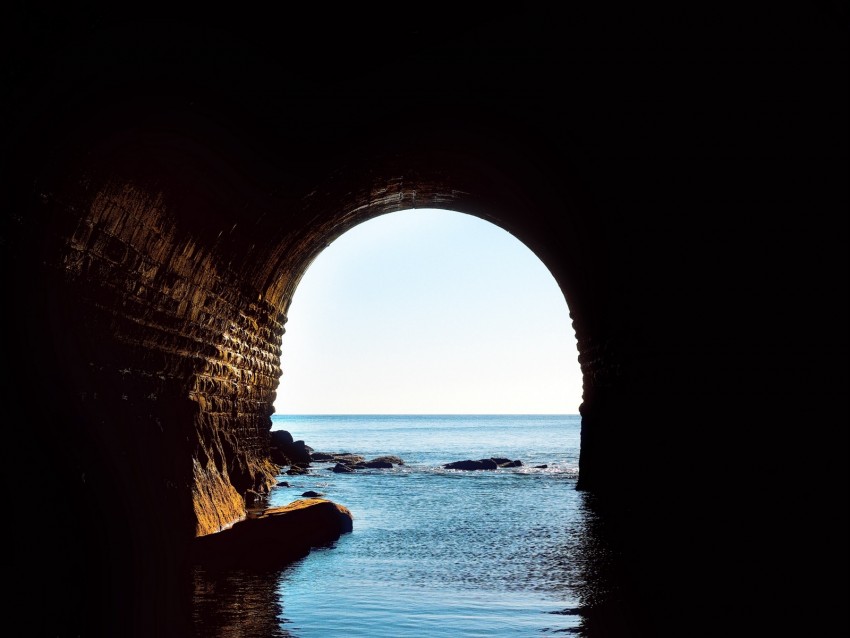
273, 207, 583, 416
2, 114, 844, 638
203, 207, 594, 635
2, 8, 846, 638
3, 139, 639, 635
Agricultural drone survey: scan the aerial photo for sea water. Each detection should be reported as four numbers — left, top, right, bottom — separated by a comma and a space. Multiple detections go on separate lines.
192, 414, 610, 637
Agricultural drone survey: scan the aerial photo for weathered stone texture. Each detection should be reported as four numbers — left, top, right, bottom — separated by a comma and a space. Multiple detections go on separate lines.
57, 180, 285, 536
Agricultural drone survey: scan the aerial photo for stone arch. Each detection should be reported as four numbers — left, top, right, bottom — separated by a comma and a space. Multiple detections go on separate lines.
14, 123, 603, 545
6, 8, 845, 636
265, 200, 585, 419
259, 164, 591, 329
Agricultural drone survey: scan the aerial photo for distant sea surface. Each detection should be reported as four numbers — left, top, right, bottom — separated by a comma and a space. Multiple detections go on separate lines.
193, 414, 613, 637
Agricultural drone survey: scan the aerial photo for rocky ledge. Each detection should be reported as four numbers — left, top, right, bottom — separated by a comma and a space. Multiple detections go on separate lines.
190, 498, 353, 569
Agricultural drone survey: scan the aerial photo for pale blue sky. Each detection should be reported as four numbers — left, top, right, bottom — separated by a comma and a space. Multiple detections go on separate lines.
274, 209, 582, 414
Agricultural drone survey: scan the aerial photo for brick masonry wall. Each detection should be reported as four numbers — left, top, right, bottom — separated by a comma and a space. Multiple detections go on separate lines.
58, 180, 283, 536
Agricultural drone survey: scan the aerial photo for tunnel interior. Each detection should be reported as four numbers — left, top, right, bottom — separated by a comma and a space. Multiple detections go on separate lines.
2, 7, 847, 638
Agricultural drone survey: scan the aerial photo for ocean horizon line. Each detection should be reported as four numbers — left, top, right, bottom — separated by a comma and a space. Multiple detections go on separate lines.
272, 413, 579, 417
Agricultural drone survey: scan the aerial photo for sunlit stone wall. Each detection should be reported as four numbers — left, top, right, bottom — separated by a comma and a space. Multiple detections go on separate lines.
55, 179, 283, 536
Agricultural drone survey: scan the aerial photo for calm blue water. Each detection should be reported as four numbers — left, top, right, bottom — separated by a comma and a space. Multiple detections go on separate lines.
193, 414, 606, 637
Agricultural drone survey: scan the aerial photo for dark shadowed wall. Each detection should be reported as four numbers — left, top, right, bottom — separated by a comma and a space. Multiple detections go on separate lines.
2, 6, 846, 637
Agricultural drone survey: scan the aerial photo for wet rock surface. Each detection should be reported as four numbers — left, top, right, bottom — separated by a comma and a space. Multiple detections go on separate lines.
190, 499, 353, 570
314, 452, 406, 473
444, 458, 524, 471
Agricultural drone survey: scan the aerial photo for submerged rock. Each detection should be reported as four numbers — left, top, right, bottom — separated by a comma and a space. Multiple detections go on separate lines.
312, 452, 366, 465
191, 498, 353, 569
368, 455, 405, 466
329, 456, 403, 473
362, 460, 393, 469
311, 453, 405, 470
444, 459, 498, 470
444, 458, 523, 471
499, 460, 523, 468
301, 490, 324, 497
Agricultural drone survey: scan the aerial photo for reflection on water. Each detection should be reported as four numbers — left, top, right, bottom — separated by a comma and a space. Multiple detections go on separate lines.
191, 491, 644, 637
568, 494, 650, 637
192, 565, 293, 638
190, 417, 649, 636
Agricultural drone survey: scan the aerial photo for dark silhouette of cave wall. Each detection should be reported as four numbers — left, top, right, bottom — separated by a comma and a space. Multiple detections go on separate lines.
2, 6, 846, 638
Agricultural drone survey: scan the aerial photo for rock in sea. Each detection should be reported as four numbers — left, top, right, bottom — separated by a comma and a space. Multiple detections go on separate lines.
190, 498, 353, 569
443, 458, 523, 470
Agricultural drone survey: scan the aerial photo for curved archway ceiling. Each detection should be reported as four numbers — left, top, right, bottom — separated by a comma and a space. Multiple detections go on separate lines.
2, 7, 846, 637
